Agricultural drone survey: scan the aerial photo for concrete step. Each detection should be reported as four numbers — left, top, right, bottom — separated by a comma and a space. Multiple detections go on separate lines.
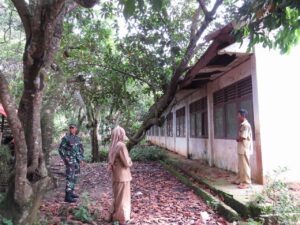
160, 160, 241, 222
165, 158, 262, 218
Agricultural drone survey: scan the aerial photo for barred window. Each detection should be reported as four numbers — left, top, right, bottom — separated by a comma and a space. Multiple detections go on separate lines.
190, 97, 208, 138
160, 122, 165, 136
213, 76, 254, 139
176, 107, 186, 137
166, 113, 173, 137
154, 125, 159, 136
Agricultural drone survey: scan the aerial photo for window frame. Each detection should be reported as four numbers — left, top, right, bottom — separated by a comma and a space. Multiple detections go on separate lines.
166, 113, 173, 137
189, 97, 208, 138
176, 107, 186, 137
213, 76, 255, 140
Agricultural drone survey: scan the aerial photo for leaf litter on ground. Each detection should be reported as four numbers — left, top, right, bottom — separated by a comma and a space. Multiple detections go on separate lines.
40, 156, 230, 225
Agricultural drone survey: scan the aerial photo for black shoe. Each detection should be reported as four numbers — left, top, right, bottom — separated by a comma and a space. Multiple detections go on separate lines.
65, 192, 77, 203
71, 192, 79, 198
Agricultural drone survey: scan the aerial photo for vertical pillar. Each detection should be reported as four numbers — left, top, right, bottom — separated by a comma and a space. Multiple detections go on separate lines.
186, 101, 190, 158
206, 83, 214, 166
251, 54, 264, 184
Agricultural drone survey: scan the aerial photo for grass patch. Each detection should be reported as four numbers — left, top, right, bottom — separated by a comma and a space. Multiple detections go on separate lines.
130, 145, 167, 162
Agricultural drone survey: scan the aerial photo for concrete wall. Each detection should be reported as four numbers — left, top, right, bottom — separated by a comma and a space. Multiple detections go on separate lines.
208, 57, 261, 182
255, 44, 300, 182
147, 44, 300, 183
147, 56, 265, 183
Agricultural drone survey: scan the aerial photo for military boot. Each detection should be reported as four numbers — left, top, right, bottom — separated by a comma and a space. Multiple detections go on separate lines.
65, 192, 77, 203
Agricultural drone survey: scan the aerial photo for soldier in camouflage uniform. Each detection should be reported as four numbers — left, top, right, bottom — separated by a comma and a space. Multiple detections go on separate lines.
58, 124, 84, 203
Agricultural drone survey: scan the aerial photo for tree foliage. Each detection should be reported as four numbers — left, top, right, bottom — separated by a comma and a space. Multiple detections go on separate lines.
235, 0, 300, 53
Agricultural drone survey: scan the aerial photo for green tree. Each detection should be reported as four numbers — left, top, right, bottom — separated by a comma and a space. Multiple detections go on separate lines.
123, 0, 228, 149
0, 0, 98, 224
235, 0, 300, 53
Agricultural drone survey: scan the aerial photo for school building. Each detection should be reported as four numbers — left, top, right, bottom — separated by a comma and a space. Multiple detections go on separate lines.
146, 23, 300, 184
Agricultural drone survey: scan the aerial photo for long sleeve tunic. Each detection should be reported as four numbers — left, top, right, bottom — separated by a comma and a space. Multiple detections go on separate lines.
111, 142, 132, 182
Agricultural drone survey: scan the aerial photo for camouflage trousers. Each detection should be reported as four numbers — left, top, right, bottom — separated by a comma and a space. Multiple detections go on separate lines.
65, 163, 80, 193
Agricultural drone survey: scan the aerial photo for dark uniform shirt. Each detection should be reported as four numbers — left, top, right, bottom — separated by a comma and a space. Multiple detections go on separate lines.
58, 133, 84, 164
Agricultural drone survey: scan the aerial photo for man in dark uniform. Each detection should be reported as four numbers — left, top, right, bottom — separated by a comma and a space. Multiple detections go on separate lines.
58, 124, 84, 203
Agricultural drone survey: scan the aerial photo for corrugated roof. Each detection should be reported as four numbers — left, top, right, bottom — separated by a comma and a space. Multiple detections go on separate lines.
180, 23, 252, 89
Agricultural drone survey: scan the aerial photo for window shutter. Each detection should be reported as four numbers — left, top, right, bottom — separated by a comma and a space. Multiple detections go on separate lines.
224, 84, 237, 102
238, 76, 252, 97
213, 90, 224, 105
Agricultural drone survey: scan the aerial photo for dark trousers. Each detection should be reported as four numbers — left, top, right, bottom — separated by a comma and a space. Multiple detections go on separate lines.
65, 163, 79, 192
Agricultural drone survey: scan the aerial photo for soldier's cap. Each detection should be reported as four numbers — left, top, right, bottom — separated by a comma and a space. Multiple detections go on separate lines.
69, 123, 77, 128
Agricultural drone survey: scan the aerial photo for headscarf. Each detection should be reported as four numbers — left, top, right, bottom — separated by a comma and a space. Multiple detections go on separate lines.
108, 126, 126, 166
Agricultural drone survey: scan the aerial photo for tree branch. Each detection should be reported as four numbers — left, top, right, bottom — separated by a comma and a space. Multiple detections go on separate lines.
78, 63, 158, 91
210, 0, 223, 17
73, 0, 98, 8
176, 0, 224, 75
11, 0, 31, 39
66, 1, 79, 14
198, 0, 210, 19
190, 4, 201, 40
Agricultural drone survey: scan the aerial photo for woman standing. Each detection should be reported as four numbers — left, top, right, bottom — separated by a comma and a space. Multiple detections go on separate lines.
108, 126, 132, 225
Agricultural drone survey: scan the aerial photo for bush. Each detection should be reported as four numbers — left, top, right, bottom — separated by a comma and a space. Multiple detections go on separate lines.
83, 142, 92, 162
83, 144, 108, 162
99, 147, 109, 162
249, 167, 300, 225
129, 145, 167, 162
72, 192, 94, 223
0, 217, 13, 225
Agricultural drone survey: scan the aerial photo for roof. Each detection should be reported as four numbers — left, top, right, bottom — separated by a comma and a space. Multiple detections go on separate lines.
180, 23, 252, 89
0, 104, 7, 117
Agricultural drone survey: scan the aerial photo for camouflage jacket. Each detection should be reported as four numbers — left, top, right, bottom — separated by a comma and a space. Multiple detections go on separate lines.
58, 133, 84, 164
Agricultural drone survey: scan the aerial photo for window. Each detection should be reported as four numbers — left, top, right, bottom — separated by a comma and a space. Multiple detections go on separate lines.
160, 122, 165, 136
166, 113, 173, 137
189, 97, 208, 138
176, 107, 186, 137
154, 125, 159, 136
213, 76, 254, 139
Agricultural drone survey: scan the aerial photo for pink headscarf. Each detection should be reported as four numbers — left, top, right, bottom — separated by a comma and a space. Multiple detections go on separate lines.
108, 126, 126, 166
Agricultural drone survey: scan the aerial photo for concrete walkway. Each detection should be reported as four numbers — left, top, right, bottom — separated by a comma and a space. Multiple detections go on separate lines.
164, 150, 264, 217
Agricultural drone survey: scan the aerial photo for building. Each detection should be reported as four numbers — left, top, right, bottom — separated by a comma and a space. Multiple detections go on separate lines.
147, 23, 300, 184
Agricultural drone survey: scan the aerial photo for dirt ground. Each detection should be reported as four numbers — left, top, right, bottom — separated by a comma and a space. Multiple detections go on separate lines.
39, 156, 230, 225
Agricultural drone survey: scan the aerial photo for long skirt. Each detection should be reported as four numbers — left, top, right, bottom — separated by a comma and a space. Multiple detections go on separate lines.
112, 181, 131, 223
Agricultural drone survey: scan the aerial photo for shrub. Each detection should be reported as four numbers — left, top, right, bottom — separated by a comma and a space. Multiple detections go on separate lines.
99, 147, 109, 162
73, 192, 94, 223
129, 145, 167, 162
0, 217, 13, 225
249, 167, 300, 225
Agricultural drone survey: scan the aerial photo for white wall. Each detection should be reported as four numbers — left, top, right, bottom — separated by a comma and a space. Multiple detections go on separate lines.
209, 57, 261, 182
147, 56, 264, 182
255, 44, 300, 182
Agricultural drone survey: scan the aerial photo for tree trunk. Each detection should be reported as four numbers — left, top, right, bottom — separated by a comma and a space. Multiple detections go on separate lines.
0, 73, 54, 224
3, 1, 64, 223
41, 66, 66, 166
3, 0, 98, 223
91, 120, 100, 162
